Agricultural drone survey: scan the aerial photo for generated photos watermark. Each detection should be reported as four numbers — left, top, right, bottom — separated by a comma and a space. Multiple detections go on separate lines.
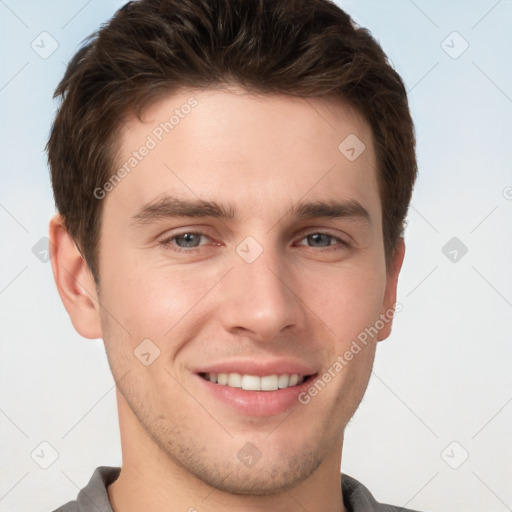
298, 302, 403, 405
93, 97, 198, 200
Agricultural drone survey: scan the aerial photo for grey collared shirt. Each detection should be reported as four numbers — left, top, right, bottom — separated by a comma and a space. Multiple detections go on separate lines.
53, 466, 423, 512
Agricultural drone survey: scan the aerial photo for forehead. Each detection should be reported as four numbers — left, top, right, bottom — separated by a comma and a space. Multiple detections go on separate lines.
108, 86, 380, 226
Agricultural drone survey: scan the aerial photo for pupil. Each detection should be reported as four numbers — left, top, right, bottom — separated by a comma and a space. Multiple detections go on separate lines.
309, 233, 329, 247
179, 233, 199, 247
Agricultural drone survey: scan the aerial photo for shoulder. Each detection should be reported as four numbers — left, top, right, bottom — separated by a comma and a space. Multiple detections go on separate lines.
51, 466, 121, 512
342, 473, 426, 512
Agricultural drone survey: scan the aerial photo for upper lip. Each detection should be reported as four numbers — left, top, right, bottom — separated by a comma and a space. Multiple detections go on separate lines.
194, 359, 318, 377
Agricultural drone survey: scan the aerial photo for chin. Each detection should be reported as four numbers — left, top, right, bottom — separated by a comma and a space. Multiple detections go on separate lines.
185, 447, 323, 496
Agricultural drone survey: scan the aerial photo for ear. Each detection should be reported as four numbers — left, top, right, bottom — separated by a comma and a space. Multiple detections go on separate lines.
377, 237, 406, 341
49, 214, 103, 339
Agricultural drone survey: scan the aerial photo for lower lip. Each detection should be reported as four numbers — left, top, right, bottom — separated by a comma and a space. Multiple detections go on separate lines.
195, 374, 317, 416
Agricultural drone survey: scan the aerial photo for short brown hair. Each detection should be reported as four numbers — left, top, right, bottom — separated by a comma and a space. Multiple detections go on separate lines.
47, 0, 417, 283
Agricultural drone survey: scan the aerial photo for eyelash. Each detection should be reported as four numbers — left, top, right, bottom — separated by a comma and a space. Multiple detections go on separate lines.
158, 230, 349, 253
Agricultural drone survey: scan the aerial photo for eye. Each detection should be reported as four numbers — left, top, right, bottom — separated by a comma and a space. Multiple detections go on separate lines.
296, 232, 348, 250
159, 231, 212, 252
158, 230, 349, 254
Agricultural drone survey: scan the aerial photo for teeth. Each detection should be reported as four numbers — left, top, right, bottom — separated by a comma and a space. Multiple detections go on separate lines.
278, 374, 289, 388
242, 375, 261, 390
228, 373, 242, 388
203, 372, 305, 390
260, 375, 278, 391
217, 373, 228, 385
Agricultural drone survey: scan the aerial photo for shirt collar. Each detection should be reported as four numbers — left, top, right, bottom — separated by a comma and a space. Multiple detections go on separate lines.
64, 466, 410, 512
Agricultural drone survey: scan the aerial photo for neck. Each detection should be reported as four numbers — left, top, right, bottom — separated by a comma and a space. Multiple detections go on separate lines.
108, 391, 347, 512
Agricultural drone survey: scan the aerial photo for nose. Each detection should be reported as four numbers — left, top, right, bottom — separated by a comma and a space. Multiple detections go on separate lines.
219, 241, 304, 343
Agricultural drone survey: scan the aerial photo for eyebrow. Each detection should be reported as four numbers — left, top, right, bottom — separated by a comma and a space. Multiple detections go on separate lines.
130, 194, 371, 226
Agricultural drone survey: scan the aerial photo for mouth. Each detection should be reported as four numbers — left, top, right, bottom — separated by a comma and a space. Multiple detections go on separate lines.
194, 360, 319, 416
198, 372, 316, 391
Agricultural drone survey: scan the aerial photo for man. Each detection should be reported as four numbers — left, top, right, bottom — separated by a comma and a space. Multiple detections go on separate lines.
47, 0, 421, 510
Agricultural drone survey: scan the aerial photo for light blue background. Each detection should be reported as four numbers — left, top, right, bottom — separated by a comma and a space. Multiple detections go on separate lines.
1, 1, 511, 511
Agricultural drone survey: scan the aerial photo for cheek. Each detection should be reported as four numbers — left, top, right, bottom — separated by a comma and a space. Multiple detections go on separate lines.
99, 254, 223, 345
301, 262, 387, 349
98, 264, 215, 387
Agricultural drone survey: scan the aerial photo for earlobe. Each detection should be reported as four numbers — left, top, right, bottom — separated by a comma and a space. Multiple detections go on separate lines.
377, 238, 406, 341
49, 214, 103, 340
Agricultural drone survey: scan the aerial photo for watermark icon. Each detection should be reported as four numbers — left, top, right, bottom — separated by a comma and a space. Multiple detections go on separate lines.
93, 97, 198, 200
134, 338, 161, 366
31, 441, 59, 469
235, 236, 263, 263
441, 31, 469, 60
440, 441, 469, 469
298, 303, 402, 405
338, 134, 366, 162
441, 236, 468, 263
31, 31, 59, 59
32, 236, 55, 263
237, 442, 262, 468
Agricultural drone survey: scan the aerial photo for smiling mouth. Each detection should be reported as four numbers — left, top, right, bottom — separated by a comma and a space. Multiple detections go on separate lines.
199, 372, 316, 391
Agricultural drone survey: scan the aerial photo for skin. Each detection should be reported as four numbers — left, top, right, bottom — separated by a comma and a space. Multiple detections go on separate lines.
50, 86, 405, 512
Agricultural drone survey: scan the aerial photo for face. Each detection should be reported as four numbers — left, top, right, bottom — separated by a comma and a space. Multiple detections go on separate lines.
91, 87, 401, 494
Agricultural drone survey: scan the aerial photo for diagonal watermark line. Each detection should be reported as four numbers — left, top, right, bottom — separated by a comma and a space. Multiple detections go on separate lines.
0, 408, 29, 438
164, 163, 201, 197
472, 396, 512, 439
471, 0, 502, 30
61, 265, 133, 337
406, 265, 438, 297
61, 471, 104, 512
164, 163, 232, 232
199, 470, 235, 503
471, 265, 512, 308
284, 488, 309, 512
266, 266, 336, 336
266, 163, 337, 234
407, 0, 439, 28
304, 97, 336, 131
471, 471, 512, 510
164, 267, 234, 336
0, 202, 29, 233
400, 472, 439, 510
472, 61, 512, 105
164, 368, 234, 437
264, 409, 295, 439
0, 0, 29, 28
372, 371, 439, 438
0, 266, 28, 296
0, 62, 29, 92
470, 204, 499, 233
407, 62, 439, 94
410, 205, 439, 233
0, 472, 29, 503
61, 371, 131, 439
61, 0, 93, 29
